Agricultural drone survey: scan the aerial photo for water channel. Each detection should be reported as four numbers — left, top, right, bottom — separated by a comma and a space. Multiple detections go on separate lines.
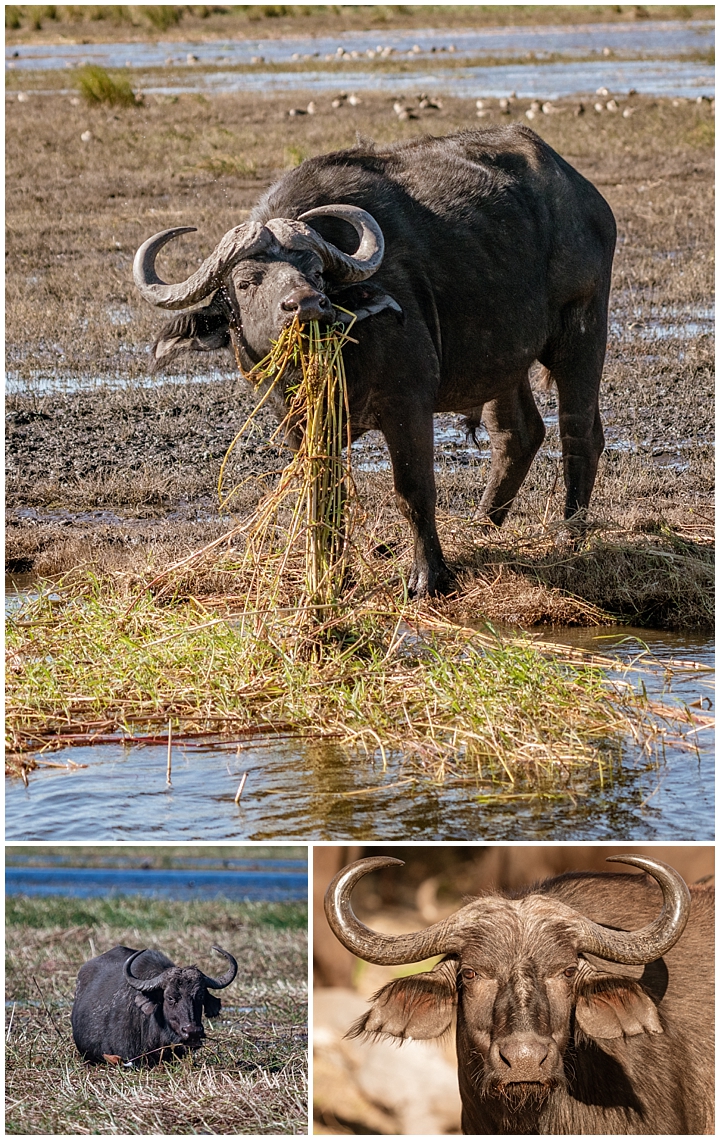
6, 19, 714, 100
5, 863, 307, 900
6, 20, 713, 69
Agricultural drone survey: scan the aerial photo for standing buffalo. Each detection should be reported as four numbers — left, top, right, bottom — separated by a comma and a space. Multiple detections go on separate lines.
134, 126, 616, 596
324, 855, 714, 1134
71, 944, 237, 1066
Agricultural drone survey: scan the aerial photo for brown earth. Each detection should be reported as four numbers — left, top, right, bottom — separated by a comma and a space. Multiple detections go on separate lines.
5, 86, 714, 628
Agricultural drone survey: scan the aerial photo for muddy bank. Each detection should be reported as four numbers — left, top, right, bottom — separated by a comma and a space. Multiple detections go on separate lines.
6, 89, 714, 629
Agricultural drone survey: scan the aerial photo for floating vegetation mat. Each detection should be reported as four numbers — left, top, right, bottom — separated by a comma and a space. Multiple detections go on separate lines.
5, 574, 713, 792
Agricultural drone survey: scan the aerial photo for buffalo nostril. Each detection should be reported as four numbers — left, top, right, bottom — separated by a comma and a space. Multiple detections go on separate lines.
281, 290, 330, 314
498, 1037, 550, 1074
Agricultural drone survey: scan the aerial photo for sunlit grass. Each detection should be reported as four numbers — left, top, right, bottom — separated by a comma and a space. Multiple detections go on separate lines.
6, 569, 699, 789
75, 64, 138, 107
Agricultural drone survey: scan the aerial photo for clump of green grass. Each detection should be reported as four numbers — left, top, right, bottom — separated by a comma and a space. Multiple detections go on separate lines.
75, 65, 138, 108
6, 571, 707, 787
6, 893, 307, 1134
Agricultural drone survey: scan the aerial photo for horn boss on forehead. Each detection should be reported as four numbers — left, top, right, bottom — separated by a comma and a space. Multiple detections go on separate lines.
133, 203, 385, 311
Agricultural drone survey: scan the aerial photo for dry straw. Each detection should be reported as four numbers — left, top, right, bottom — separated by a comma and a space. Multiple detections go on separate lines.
219, 314, 358, 620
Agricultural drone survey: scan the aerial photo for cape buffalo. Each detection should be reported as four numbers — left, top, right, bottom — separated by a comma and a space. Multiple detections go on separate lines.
134, 127, 616, 595
324, 855, 714, 1135
71, 944, 237, 1066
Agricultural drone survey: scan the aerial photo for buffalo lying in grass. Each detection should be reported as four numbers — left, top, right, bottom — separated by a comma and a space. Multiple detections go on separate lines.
135, 126, 616, 595
71, 944, 237, 1066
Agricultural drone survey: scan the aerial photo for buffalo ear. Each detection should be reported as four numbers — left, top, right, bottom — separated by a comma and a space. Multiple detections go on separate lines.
134, 992, 159, 1018
575, 974, 663, 1040
204, 992, 222, 1018
347, 957, 457, 1042
150, 295, 231, 373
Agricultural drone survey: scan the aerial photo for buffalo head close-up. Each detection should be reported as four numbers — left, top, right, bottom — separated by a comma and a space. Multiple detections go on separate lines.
322, 852, 713, 1135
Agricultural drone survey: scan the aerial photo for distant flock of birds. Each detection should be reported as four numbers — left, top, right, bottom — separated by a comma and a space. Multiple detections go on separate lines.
286, 90, 713, 121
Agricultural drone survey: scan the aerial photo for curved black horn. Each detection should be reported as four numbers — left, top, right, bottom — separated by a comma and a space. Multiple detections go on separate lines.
202, 945, 238, 989
576, 855, 691, 964
324, 856, 459, 965
123, 949, 169, 993
299, 204, 385, 282
133, 221, 271, 310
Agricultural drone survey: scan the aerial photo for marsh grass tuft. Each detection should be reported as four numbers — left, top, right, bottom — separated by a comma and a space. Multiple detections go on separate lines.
75, 64, 138, 107
6, 570, 710, 790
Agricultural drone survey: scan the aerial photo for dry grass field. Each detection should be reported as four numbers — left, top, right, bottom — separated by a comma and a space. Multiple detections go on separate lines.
5, 892, 307, 1134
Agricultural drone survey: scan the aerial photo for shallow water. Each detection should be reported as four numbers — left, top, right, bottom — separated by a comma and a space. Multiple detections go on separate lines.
6, 626, 713, 843
12, 58, 711, 101
610, 303, 715, 342
5, 864, 306, 900
5, 20, 713, 70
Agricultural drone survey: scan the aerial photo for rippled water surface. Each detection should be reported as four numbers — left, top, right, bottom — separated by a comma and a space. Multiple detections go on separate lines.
6, 20, 713, 69
6, 627, 713, 843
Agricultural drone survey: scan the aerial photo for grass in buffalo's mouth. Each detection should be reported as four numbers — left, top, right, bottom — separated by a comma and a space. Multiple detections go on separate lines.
5, 894, 307, 1135
220, 316, 356, 614
5, 568, 710, 787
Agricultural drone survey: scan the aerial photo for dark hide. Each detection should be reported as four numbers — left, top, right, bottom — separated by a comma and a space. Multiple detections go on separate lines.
349, 873, 714, 1134
148, 127, 616, 596
71, 945, 230, 1067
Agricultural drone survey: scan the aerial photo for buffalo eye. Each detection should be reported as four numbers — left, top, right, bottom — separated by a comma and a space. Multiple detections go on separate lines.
461, 968, 477, 981
563, 966, 578, 978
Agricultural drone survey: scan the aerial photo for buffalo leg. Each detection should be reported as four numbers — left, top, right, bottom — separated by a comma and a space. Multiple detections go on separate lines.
378, 406, 451, 597
546, 305, 607, 524
477, 373, 546, 525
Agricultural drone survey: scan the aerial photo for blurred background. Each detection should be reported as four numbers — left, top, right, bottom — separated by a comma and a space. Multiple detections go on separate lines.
313, 845, 713, 1134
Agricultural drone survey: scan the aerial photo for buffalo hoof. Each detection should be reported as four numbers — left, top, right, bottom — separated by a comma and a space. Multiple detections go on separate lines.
408, 561, 454, 598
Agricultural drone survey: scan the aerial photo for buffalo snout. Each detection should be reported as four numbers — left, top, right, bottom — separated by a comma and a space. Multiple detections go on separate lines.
491, 1033, 559, 1085
179, 1022, 204, 1042
279, 287, 333, 325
